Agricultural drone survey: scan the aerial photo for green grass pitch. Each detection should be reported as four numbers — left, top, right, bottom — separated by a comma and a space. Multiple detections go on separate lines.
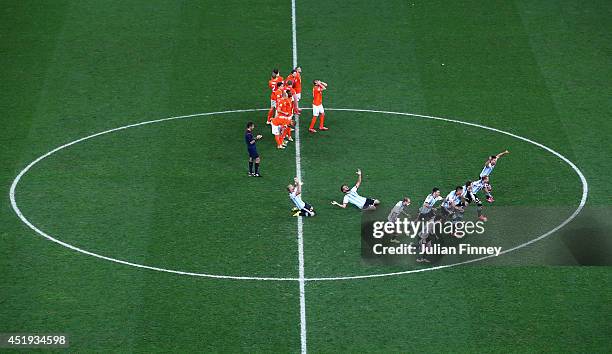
1, 0, 611, 352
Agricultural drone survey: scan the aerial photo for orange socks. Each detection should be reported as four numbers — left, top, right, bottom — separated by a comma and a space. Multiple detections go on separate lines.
310, 116, 317, 129
319, 114, 325, 128
267, 108, 275, 123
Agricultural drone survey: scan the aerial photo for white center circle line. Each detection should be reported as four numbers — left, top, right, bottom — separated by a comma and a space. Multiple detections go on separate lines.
8, 108, 588, 282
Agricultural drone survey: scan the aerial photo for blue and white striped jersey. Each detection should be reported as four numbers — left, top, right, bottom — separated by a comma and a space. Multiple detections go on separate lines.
343, 186, 367, 209
419, 194, 440, 214
289, 191, 306, 209
480, 161, 496, 177
442, 190, 461, 209
472, 179, 486, 194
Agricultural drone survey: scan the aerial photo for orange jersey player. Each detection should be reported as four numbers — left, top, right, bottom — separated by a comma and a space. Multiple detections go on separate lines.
267, 81, 285, 124
271, 114, 293, 149
309, 80, 328, 132
286, 67, 302, 113
276, 93, 295, 143
268, 68, 284, 90
285, 80, 298, 114
267, 69, 284, 123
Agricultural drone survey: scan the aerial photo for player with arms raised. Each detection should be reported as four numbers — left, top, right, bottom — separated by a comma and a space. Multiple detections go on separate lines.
331, 169, 380, 210
480, 150, 509, 202
288, 177, 315, 217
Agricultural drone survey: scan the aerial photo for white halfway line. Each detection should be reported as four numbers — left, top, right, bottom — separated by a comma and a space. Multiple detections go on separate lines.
291, 0, 308, 353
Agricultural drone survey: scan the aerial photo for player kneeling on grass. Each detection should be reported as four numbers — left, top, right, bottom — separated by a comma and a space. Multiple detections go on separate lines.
331, 169, 380, 211
288, 177, 315, 217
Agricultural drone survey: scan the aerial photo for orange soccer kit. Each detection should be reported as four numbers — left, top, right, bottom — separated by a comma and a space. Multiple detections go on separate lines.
267, 76, 284, 122
276, 97, 293, 141
310, 84, 326, 130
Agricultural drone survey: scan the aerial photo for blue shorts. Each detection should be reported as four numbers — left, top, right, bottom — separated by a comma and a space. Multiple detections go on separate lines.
248, 148, 259, 159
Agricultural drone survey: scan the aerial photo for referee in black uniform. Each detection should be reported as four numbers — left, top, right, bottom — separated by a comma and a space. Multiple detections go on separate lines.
245, 121, 262, 177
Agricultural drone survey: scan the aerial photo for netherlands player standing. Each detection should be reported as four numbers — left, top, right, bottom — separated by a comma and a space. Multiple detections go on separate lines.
245, 121, 263, 177
309, 80, 328, 133
267, 69, 284, 124
293, 66, 302, 113
331, 169, 380, 210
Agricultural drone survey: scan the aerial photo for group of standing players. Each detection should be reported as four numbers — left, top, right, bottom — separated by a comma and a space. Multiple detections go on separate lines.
245, 67, 510, 226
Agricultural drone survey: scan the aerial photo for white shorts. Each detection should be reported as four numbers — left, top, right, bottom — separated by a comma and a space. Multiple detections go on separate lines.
271, 124, 281, 135
295, 93, 301, 101
270, 99, 276, 108
312, 104, 324, 116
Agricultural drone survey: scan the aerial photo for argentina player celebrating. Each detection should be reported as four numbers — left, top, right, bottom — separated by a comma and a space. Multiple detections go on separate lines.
416, 187, 442, 220
288, 177, 315, 217
331, 169, 380, 211
441, 186, 465, 221
480, 150, 509, 202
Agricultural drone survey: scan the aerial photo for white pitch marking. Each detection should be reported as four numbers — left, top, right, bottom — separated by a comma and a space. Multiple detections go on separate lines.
8, 108, 588, 282
291, 1, 307, 353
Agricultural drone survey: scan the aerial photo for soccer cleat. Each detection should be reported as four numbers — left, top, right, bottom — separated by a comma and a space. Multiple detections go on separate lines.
291, 207, 299, 212
248, 172, 254, 177
266, 121, 271, 125
309, 128, 317, 133
254, 173, 262, 177
292, 211, 301, 217
390, 238, 400, 244
287, 136, 294, 142
422, 258, 430, 263
416, 258, 423, 263
319, 126, 329, 131
479, 215, 488, 222
277, 145, 286, 149
486, 196, 494, 203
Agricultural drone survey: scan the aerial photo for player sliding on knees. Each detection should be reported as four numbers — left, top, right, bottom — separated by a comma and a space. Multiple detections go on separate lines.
309, 80, 328, 133
331, 169, 380, 211
288, 177, 315, 217
480, 149, 509, 203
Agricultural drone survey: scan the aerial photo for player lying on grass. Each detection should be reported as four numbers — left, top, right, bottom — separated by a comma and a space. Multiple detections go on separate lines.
479, 149, 509, 203
331, 169, 380, 211
288, 177, 315, 217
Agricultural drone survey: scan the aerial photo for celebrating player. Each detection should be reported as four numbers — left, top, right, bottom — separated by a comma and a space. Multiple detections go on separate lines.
331, 169, 380, 210
245, 121, 263, 177
441, 186, 464, 221
416, 188, 442, 220
288, 177, 316, 217
479, 150, 507, 202
462, 180, 488, 221
480, 150, 509, 178
388, 197, 411, 243
309, 80, 328, 133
